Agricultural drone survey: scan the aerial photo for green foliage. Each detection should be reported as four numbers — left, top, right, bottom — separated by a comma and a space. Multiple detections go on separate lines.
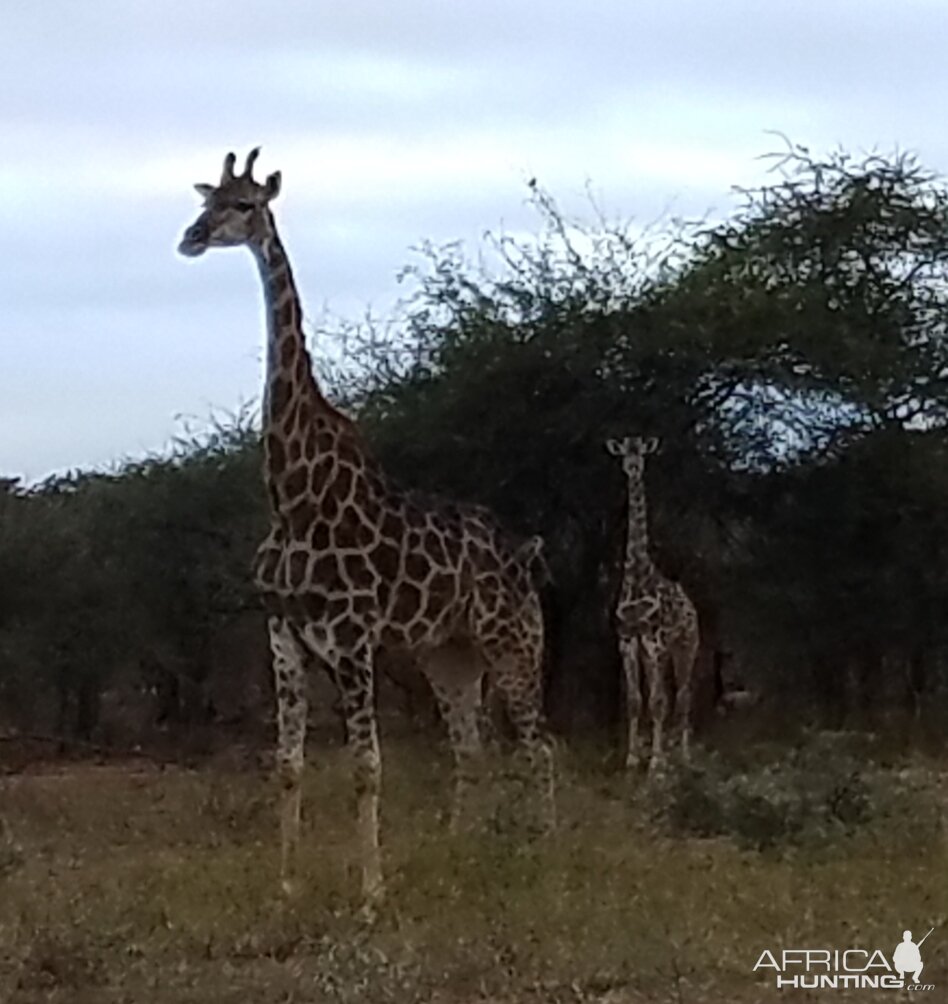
721, 423, 948, 709
656, 144, 948, 451
334, 146, 948, 722
659, 735, 941, 852
5, 143, 948, 739
0, 412, 266, 740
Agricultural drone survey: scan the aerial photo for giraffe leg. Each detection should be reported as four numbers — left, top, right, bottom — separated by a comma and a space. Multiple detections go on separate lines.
620, 638, 643, 769
672, 640, 698, 763
424, 647, 484, 833
476, 676, 500, 750
331, 644, 384, 909
490, 656, 555, 833
269, 616, 308, 895
642, 642, 668, 775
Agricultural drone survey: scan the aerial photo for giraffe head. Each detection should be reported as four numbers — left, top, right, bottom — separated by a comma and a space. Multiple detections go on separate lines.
605, 436, 659, 477
178, 148, 281, 257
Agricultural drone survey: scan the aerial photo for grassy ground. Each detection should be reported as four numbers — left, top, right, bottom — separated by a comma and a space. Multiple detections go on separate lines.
0, 726, 946, 1003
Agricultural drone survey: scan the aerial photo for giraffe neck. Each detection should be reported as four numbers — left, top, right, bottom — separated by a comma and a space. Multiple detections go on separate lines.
622, 471, 658, 591
253, 215, 312, 421
250, 213, 341, 513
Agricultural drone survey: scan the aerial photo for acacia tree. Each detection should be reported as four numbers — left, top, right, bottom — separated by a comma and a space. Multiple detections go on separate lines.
5, 145, 948, 744
335, 147, 948, 725
654, 145, 948, 456
0, 416, 266, 742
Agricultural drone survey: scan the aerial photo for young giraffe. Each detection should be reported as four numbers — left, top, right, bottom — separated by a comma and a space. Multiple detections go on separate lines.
605, 436, 699, 772
178, 149, 554, 905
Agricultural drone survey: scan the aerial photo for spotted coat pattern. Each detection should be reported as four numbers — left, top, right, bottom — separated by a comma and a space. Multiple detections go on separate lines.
179, 149, 554, 904
606, 437, 699, 772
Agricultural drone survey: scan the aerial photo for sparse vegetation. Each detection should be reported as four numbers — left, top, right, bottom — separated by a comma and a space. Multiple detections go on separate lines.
1, 737, 945, 1003
658, 731, 943, 852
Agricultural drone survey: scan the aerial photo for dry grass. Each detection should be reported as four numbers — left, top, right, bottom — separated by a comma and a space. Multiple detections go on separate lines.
0, 733, 946, 1003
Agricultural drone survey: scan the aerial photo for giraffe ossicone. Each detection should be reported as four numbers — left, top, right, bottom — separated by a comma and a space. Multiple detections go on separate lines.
178, 148, 555, 905
606, 435, 699, 773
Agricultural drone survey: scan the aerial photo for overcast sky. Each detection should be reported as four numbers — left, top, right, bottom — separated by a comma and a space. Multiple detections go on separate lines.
5, 0, 948, 481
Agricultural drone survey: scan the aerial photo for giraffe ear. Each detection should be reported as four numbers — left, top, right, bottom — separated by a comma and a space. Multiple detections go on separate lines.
644, 437, 660, 454
194, 183, 215, 199
605, 439, 623, 456
264, 171, 282, 201
524, 535, 544, 559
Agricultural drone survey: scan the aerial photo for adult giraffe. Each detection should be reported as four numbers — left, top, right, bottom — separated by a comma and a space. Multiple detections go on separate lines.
178, 149, 554, 906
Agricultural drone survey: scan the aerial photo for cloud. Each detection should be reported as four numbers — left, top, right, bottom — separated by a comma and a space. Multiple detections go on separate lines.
5, 0, 948, 478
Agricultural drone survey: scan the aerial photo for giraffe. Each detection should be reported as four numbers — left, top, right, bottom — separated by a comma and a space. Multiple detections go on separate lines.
177, 149, 554, 905
605, 436, 699, 773
381, 533, 548, 739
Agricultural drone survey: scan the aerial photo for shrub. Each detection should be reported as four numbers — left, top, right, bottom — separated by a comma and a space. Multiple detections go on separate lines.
658, 732, 935, 852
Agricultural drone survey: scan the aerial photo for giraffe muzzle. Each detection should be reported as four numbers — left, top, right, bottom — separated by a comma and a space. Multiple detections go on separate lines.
178, 222, 209, 257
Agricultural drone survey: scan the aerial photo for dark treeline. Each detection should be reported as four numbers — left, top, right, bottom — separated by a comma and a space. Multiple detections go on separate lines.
4, 145, 948, 748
